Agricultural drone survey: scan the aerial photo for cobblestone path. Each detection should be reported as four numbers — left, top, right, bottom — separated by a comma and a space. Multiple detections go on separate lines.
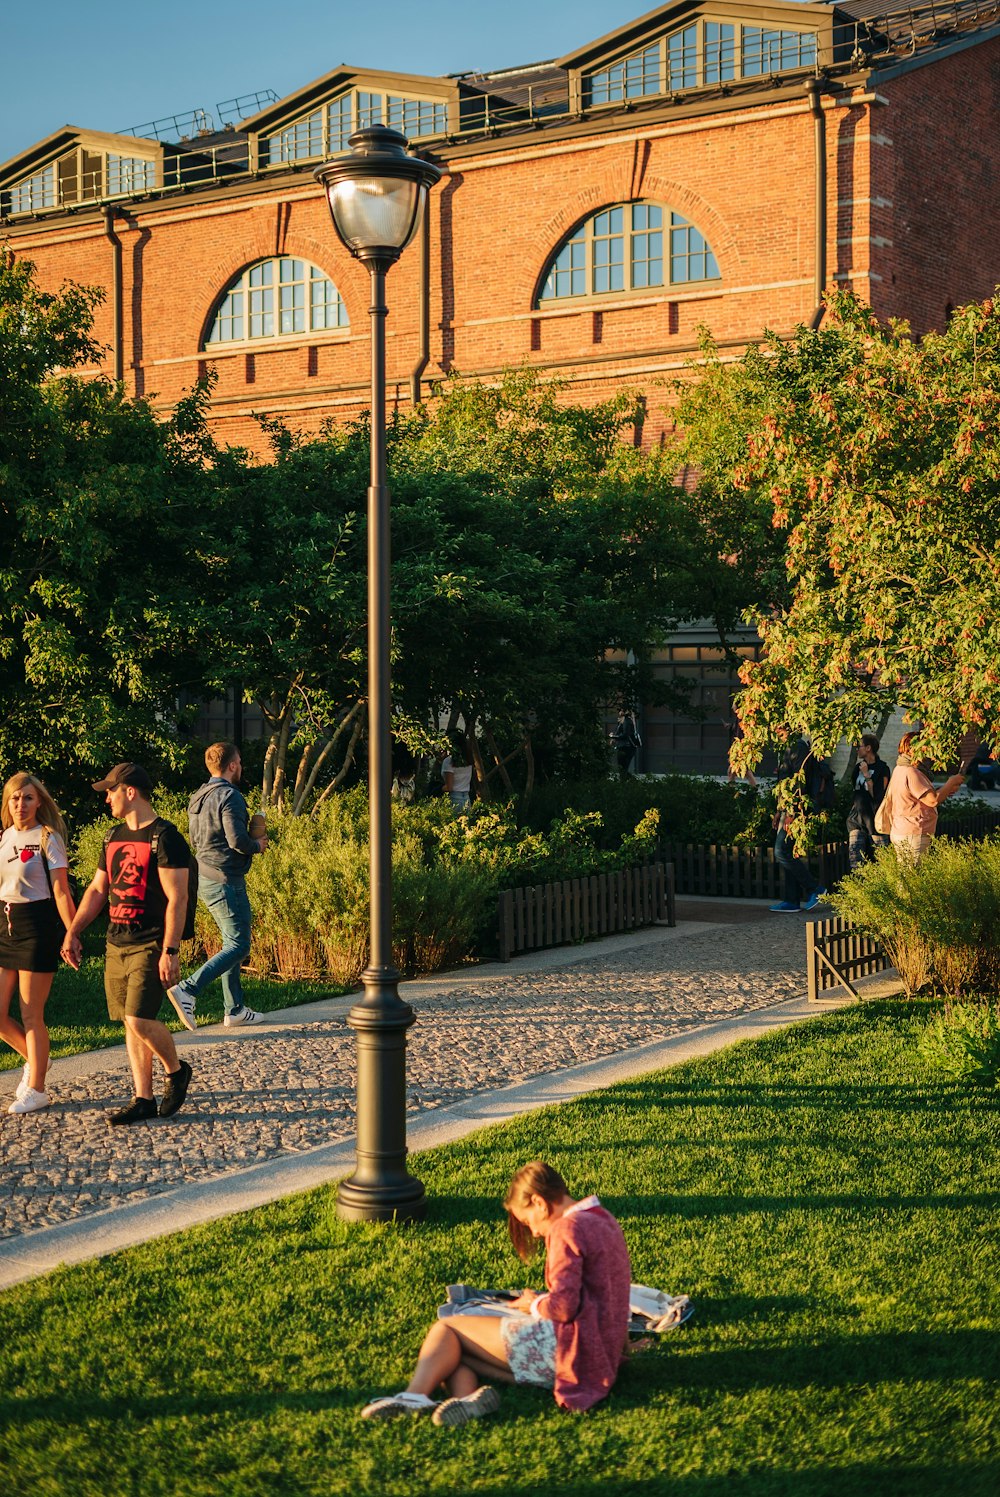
0, 917, 808, 1241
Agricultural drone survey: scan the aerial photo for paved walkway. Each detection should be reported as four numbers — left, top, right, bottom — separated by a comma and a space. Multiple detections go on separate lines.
0, 902, 889, 1290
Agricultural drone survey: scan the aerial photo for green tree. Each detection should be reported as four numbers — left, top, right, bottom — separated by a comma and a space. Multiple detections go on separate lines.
678, 291, 1000, 775
0, 252, 231, 802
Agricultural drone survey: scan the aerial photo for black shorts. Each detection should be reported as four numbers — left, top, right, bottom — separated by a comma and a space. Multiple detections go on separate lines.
105, 940, 165, 1021
0, 899, 62, 973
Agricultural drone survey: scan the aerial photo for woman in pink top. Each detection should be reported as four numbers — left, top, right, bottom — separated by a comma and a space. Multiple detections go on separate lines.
360, 1161, 632, 1427
883, 731, 968, 863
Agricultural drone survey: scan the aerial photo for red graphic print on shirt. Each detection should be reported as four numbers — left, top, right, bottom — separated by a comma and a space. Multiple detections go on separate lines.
108, 841, 153, 923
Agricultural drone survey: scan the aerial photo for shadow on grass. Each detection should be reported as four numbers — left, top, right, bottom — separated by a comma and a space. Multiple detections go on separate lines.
579, 1078, 1000, 1115
439, 1466, 998, 1497
4, 1328, 992, 1433
618, 1327, 1000, 1395
419, 1189, 1000, 1233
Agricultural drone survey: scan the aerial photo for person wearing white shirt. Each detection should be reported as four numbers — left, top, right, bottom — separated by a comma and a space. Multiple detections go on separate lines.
0, 773, 77, 1115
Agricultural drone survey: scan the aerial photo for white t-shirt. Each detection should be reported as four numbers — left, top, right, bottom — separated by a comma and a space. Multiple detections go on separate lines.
442, 757, 473, 794
0, 826, 68, 903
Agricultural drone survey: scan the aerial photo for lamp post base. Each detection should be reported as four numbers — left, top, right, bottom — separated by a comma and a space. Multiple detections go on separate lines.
335, 966, 426, 1224
336, 1173, 426, 1223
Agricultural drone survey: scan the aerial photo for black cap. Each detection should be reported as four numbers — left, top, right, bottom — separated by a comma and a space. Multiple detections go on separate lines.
92, 762, 154, 795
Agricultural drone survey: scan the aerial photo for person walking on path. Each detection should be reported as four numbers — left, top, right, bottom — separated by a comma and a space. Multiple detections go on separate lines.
882, 731, 968, 864
62, 764, 193, 1126
167, 743, 267, 1031
0, 774, 77, 1115
361, 1160, 632, 1425
769, 740, 830, 913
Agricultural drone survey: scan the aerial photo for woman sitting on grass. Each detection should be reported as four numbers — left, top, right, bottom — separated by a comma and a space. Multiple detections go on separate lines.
361, 1160, 632, 1426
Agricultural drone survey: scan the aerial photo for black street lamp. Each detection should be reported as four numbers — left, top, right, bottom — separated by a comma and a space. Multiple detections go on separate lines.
315, 127, 442, 1223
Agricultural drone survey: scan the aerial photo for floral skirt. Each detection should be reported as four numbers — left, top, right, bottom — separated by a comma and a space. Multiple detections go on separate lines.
499, 1315, 557, 1387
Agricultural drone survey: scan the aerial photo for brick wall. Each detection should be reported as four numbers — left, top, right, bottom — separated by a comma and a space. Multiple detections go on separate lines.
11, 43, 1000, 455
872, 36, 1000, 333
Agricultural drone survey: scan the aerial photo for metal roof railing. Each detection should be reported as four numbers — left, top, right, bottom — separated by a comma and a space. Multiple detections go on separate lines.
118, 107, 215, 142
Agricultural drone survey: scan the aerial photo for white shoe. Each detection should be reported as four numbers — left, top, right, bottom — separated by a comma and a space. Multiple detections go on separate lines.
224, 1006, 265, 1027
166, 985, 197, 1032
16, 1062, 48, 1101
8, 1087, 50, 1115
431, 1386, 501, 1426
361, 1391, 435, 1421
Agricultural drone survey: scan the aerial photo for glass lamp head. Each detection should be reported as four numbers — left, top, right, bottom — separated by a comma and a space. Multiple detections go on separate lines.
315, 126, 443, 267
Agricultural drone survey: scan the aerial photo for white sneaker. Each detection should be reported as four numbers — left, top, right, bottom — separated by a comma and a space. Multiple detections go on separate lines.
431, 1385, 501, 1426
166, 985, 197, 1032
8, 1087, 50, 1115
224, 1006, 265, 1027
16, 1062, 48, 1101
361, 1391, 435, 1421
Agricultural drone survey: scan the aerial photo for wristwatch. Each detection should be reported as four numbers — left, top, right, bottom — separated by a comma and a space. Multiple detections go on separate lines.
164, 946, 180, 956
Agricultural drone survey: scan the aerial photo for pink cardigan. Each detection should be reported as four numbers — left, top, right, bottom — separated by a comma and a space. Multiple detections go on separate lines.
534, 1201, 632, 1411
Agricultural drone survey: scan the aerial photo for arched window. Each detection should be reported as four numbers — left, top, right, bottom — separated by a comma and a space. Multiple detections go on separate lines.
205, 256, 348, 345
537, 203, 720, 305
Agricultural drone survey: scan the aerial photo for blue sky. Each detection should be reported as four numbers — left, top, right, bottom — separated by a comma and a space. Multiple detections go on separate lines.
0, 0, 671, 166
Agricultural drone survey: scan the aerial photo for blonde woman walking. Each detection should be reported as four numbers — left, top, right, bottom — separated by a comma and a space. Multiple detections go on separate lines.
0, 774, 77, 1114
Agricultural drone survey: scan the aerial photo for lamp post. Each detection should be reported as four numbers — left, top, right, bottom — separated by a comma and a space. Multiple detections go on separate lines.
315, 128, 442, 1222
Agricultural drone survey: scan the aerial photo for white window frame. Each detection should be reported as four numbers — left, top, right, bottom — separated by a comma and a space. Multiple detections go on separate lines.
582, 18, 818, 104
537, 201, 720, 307
204, 256, 349, 347
265, 89, 449, 165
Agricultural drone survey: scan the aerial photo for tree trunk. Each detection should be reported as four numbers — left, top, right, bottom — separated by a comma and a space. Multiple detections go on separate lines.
312, 707, 365, 813
292, 700, 363, 815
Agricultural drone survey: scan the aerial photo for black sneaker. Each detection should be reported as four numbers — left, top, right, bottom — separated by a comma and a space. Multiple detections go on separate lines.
159, 1059, 193, 1118
109, 1096, 158, 1127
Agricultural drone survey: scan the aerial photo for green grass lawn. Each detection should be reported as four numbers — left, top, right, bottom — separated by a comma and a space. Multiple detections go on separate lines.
0, 1002, 997, 1496
0, 947, 349, 1070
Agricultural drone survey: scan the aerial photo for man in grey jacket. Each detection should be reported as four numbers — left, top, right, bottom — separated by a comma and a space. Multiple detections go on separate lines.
167, 742, 267, 1030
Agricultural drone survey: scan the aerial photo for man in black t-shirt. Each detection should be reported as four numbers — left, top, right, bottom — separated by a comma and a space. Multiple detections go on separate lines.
62, 763, 194, 1126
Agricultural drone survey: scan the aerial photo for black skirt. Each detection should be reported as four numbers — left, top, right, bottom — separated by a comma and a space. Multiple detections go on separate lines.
0, 899, 62, 973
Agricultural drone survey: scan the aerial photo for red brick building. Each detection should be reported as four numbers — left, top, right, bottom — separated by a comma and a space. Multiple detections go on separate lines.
3, 0, 998, 767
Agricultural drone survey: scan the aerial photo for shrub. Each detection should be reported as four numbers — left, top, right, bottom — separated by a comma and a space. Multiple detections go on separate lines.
71, 790, 656, 985
919, 1001, 1000, 1085
514, 774, 770, 850
829, 838, 1000, 997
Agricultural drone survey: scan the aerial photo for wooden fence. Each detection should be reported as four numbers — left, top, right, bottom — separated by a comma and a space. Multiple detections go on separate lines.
660, 840, 851, 900
498, 861, 675, 963
937, 807, 1000, 840
806, 916, 890, 1002
662, 809, 1000, 900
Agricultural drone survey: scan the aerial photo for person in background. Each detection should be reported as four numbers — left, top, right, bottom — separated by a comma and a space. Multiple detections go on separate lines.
167, 743, 267, 1031
965, 741, 1000, 792
882, 731, 969, 863
0, 774, 77, 1115
442, 742, 474, 812
62, 764, 192, 1125
612, 711, 641, 779
847, 733, 891, 868
360, 1160, 632, 1425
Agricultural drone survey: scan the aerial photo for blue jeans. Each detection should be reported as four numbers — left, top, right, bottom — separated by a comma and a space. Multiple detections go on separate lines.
774, 825, 818, 905
180, 878, 252, 1016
